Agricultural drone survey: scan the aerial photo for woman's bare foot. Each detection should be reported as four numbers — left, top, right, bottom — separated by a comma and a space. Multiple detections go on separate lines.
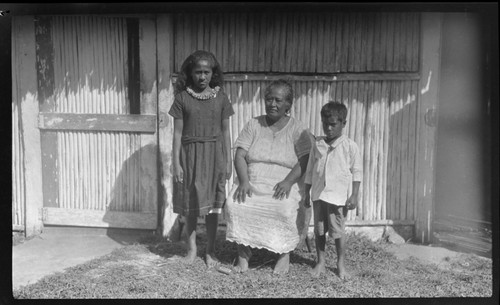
205, 253, 220, 268
309, 261, 326, 277
234, 245, 252, 273
273, 253, 290, 275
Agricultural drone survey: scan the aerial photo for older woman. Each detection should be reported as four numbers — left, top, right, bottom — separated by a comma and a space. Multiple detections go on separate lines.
225, 79, 313, 274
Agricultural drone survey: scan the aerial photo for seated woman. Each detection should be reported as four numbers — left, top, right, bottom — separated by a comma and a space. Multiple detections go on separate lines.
225, 79, 313, 274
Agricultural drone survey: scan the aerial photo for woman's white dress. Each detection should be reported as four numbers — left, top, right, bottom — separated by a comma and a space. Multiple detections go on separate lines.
225, 116, 313, 254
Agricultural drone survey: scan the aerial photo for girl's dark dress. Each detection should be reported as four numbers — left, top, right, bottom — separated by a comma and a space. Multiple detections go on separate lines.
169, 90, 234, 217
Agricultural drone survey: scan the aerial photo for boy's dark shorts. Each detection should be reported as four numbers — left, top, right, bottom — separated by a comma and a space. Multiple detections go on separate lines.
313, 200, 348, 239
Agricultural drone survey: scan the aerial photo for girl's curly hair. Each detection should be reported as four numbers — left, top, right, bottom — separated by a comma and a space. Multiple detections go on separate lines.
174, 50, 224, 95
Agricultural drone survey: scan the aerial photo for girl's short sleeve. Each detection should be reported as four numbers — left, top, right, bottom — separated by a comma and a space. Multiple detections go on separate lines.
234, 118, 256, 151
221, 93, 235, 119
168, 94, 184, 119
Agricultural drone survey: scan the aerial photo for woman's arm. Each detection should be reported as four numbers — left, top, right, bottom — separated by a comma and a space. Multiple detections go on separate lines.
222, 118, 232, 180
233, 147, 252, 203
273, 154, 309, 200
172, 118, 184, 183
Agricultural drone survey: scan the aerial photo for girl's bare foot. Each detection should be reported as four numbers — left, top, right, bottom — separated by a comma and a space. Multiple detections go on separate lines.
205, 253, 220, 268
309, 261, 326, 277
273, 253, 290, 275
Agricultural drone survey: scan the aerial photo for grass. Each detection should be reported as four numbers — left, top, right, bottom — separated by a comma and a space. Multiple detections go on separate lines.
13, 226, 493, 299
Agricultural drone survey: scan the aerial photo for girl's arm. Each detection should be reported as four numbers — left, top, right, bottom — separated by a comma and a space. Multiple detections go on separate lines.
273, 154, 309, 200
222, 118, 232, 180
172, 118, 184, 183
233, 147, 252, 203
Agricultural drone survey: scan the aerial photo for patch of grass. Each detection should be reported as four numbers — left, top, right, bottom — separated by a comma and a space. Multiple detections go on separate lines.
13, 226, 493, 299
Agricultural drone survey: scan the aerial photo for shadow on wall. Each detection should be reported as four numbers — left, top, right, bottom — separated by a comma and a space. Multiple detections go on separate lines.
101, 143, 160, 245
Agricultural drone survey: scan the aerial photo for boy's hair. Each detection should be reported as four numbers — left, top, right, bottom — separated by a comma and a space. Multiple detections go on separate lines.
264, 79, 294, 105
174, 50, 224, 95
321, 101, 348, 122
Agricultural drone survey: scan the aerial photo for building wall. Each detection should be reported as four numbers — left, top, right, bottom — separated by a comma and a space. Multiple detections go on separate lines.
435, 13, 490, 224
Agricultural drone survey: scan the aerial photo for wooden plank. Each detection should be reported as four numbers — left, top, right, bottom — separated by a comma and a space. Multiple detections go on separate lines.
257, 13, 266, 71
365, 13, 375, 71
221, 72, 420, 82
320, 13, 331, 73
239, 13, 248, 71
43, 207, 157, 229
400, 82, 409, 220
308, 13, 317, 73
39, 113, 156, 133
415, 13, 442, 242
298, 13, 307, 72
14, 16, 44, 236
379, 13, 388, 71
353, 13, 362, 72
278, 13, 287, 72
346, 219, 415, 226
35, 17, 59, 209
157, 14, 179, 238
385, 13, 395, 71
404, 13, 413, 71
340, 13, 349, 72
270, 13, 281, 72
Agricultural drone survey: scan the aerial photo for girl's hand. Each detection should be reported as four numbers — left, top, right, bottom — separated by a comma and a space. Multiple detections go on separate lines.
233, 181, 252, 203
304, 193, 311, 208
345, 194, 358, 210
174, 166, 184, 183
273, 179, 293, 200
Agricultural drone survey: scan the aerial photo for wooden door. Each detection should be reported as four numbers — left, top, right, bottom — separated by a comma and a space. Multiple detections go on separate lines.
36, 16, 158, 229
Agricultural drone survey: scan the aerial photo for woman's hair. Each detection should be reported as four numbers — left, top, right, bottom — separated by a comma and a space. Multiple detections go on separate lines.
264, 79, 294, 105
320, 101, 348, 122
174, 50, 224, 94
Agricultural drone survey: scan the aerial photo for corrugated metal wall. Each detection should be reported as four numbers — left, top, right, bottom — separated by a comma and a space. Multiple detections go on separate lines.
174, 12, 421, 222
49, 16, 143, 212
174, 12, 419, 73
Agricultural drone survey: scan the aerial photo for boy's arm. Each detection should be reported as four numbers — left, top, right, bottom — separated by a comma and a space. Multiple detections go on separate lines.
346, 181, 360, 210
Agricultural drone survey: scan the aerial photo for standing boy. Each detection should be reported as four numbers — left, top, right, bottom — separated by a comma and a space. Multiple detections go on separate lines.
304, 101, 362, 279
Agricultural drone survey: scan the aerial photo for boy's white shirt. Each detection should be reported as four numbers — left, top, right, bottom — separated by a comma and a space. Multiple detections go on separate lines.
304, 134, 363, 206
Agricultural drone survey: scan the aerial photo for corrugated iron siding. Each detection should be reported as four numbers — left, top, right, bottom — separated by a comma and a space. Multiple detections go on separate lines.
174, 12, 420, 73
175, 12, 421, 221
50, 16, 143, 211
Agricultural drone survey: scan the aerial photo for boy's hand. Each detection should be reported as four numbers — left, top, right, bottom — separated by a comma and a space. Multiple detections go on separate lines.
345, 194, 358, 210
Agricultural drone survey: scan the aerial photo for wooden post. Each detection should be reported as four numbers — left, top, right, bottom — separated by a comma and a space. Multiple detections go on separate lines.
157, 14, 181, 239
415, 13, 442, 243
139, 18, 158, 218
13, 16, 43, 237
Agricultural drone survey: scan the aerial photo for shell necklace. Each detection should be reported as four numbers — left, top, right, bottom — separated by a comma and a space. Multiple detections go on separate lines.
186, 86, 220, 100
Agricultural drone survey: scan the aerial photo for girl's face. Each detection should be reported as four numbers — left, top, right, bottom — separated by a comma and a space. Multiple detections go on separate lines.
264, 86, 291, 122
190, 59, 213, 91
322, 114, 346, 141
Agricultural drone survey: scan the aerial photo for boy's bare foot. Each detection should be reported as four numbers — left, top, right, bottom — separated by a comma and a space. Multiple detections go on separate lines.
309, 262, 326, 277
205, 253, 220, 268
168, 249, 197, 264
273, 253, 290, 275
337, 263, 350, 280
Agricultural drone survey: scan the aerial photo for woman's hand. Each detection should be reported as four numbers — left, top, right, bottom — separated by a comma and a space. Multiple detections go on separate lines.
233, 181, 252, 203
273, 179, 293, 200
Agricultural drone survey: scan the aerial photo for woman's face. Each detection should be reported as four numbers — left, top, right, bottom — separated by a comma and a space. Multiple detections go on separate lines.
190, 59, 213, 91
264, 86, 291, 122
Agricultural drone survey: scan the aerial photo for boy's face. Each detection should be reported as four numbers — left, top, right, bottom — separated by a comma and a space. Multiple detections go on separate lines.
322, 115, 346, 141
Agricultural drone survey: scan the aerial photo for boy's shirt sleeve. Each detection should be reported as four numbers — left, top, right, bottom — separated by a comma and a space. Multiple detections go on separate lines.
350, 141, 363, 182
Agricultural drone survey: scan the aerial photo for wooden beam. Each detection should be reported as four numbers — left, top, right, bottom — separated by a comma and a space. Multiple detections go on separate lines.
157, 14, 181, 240
38, 113, 157, 133
35, 16, 59, 208
138, 18, 158, 220
42, 207, 157, 229
415, 13, 442, 243
171, 72, 420, 83
13, 16, 44, 237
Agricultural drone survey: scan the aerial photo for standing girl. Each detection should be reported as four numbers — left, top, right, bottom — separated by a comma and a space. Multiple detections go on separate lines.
169, 50, 234, 267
